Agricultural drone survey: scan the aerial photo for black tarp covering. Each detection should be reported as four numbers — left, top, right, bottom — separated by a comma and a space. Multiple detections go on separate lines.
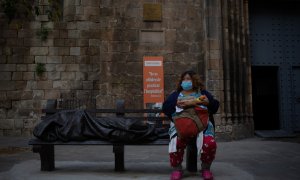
33, 110, 168, 142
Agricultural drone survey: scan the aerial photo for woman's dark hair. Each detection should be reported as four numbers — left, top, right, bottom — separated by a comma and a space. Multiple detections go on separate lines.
176, 70, 205, 92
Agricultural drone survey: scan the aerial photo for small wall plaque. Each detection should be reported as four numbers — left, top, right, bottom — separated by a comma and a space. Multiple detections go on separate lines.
140, 30, 165, 45
143, 3, 162, 22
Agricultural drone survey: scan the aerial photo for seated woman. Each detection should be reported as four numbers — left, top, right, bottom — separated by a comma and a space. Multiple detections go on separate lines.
163, 70, 219, 180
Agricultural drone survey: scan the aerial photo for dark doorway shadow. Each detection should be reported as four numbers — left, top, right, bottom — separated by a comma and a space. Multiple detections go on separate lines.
252, 66, 280, 130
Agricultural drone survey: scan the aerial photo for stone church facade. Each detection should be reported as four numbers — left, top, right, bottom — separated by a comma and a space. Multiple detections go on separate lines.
0, 0, 253, 140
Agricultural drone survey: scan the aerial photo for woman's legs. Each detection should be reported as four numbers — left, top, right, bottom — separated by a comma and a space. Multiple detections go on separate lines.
169, 137, 187, 168
170, 135, 216, 169
169, 135, 216, 179
200, 135, 217, 169
169, 137, 187, 180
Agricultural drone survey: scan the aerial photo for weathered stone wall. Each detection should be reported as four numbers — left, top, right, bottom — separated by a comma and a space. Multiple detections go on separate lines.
0, 0, 254, 140
0, 0, 208, 136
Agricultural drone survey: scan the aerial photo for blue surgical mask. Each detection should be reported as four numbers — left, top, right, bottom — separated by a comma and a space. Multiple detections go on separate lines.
181, 81, 193, 90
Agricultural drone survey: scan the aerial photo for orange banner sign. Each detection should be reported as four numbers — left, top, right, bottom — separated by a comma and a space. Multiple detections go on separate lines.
143, 56, 164, 108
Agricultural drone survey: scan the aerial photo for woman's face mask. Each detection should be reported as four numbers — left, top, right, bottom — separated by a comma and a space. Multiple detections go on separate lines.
181, 81, 193, 90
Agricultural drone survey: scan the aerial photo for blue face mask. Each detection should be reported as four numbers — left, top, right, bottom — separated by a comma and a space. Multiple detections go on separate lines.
181, 81, 193, 90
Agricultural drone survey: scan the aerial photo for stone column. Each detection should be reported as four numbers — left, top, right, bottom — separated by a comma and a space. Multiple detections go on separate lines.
217, 0, 254, 139
204, 0, 224, 135
219, 0, 234, 139
243, 0, 254, 129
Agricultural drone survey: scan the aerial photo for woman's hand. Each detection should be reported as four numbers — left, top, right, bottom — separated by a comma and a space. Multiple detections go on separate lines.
177, 99, 198, 108
177, 95, 210, 108
196, 95, 209, 106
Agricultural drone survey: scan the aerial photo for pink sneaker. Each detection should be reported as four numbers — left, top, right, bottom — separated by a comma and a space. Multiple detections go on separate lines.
170, 170, 183, 180
202, 170, 213, 180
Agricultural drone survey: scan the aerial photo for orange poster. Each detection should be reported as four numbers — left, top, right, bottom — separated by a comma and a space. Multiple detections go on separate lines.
143, 56, 164, 109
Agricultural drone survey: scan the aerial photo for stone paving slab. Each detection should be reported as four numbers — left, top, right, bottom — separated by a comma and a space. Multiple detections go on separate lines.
0, 137, 300, 180
1, 160, 253, 180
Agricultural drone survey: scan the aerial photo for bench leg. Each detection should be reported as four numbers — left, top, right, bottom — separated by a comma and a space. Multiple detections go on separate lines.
33, 144, 55, 171
113, 144, 124, 171
186, 140, 197, 172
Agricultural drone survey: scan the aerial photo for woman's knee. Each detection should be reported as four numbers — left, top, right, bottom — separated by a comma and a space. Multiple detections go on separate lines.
203, 136, 217, 151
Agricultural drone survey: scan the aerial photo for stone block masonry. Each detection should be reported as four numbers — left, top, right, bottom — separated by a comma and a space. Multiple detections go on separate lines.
0, 0, 253, 140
